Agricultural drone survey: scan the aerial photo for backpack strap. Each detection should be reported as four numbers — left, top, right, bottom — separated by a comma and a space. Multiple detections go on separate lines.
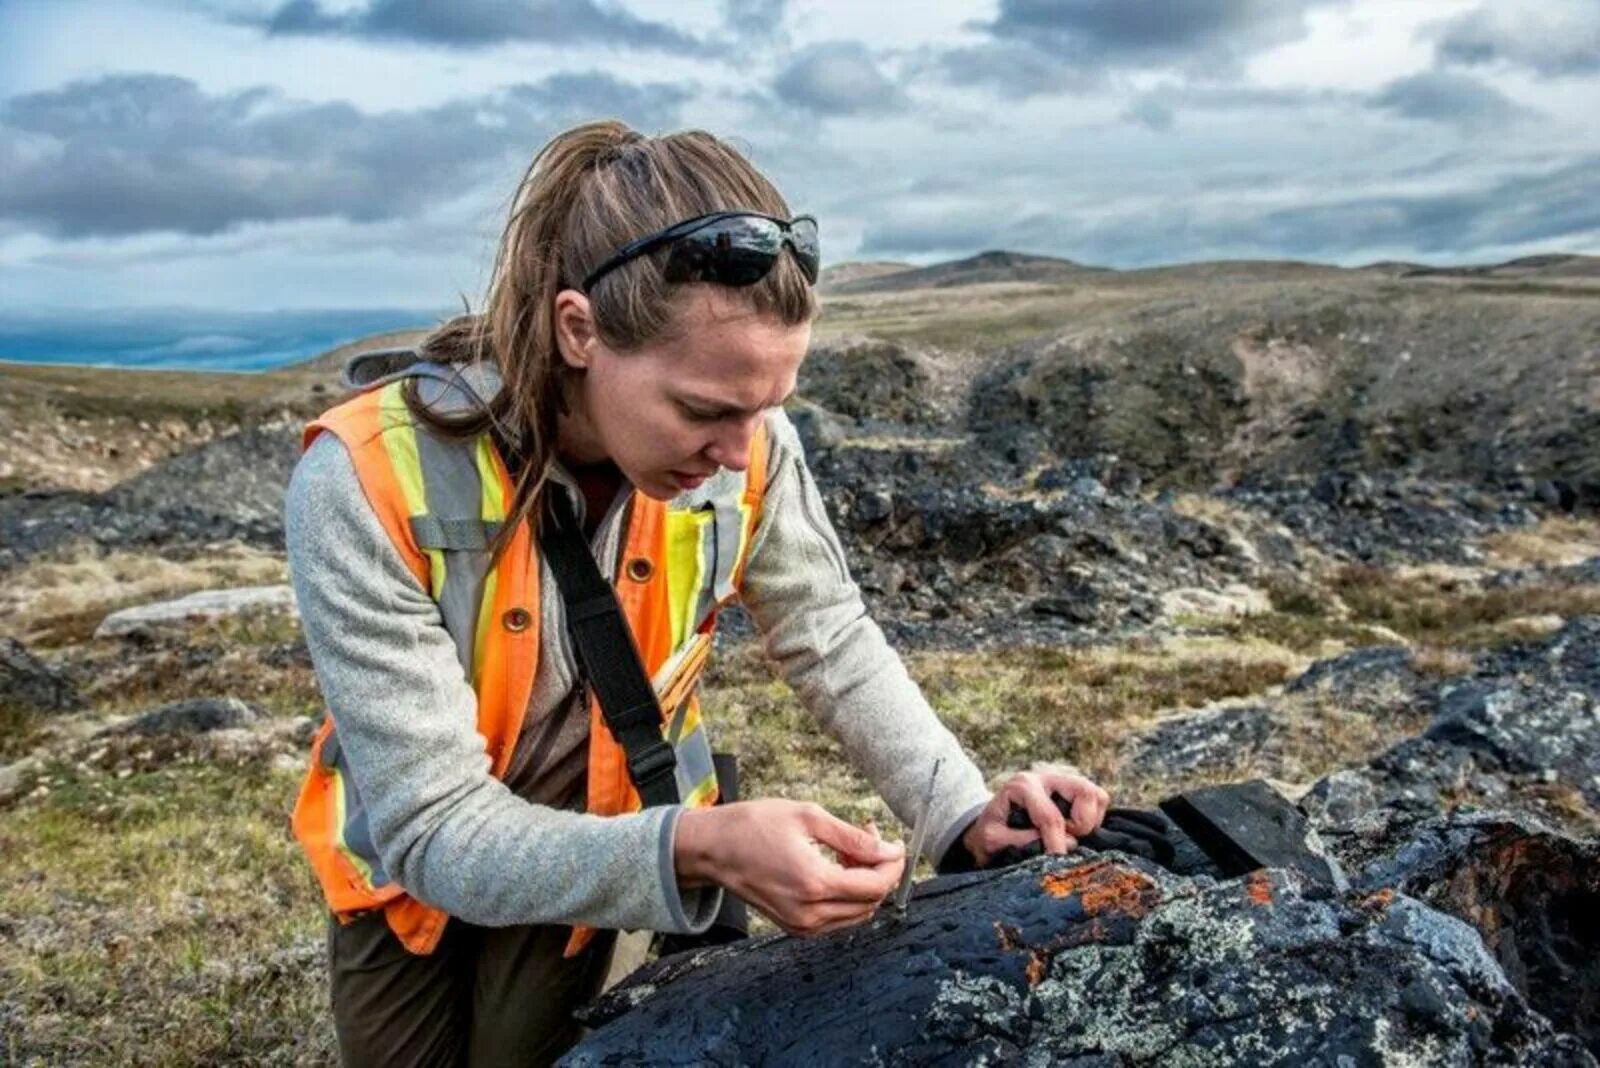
541, 492, 681, 808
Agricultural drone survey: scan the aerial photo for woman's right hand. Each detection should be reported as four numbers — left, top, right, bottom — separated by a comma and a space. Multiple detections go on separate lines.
675, 800, 905, 937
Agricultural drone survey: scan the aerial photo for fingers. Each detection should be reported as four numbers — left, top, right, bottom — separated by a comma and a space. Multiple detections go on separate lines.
804, 806, 905, 867
802, 855, 905, 904
1033, 765, 1111, 839
1011, 773, 1071, 853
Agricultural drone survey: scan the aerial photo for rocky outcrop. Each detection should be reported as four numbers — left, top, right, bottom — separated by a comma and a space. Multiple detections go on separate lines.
798, 338, 944, 424
0, 637, 81, 714
106, 697, 261, 736
1351, 812, 1600, 1051
0, 424, 297, 569
94, 585, 296, 638
566, 852, 1593, 1066
1304, 618, 1600, 829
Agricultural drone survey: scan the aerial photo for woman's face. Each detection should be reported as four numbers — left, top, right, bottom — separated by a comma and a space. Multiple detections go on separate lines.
556, 286, 812, 500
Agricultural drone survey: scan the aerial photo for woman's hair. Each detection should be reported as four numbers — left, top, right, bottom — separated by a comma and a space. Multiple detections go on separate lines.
410, 120, 816, 552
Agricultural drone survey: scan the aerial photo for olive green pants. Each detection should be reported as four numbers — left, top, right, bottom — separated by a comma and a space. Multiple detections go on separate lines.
327, 911, 617, 1068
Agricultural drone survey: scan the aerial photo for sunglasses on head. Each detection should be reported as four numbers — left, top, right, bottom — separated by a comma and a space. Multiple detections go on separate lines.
581, 211, 820, 293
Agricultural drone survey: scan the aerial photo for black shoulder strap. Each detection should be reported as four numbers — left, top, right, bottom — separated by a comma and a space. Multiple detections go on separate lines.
541, 491, 680, 808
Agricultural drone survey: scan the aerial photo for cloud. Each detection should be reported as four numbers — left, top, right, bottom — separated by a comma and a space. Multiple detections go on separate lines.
858, 155, 1600, 265
932, 41, 1102, 98
261, 0, 703, 53
1429, 1, 1600, 77
1123, 94, 1176, 131
722, 0, 787, 44
771, 41, 902, 116
1369, 70, 1527, 129
0, 72, 692, 238
939, 0, 1347, 96
1119, 83, 1357, 130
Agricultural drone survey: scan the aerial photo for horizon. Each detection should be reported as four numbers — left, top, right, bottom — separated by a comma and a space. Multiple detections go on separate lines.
2, 0, 1597, 370
3, 244, 1595, 372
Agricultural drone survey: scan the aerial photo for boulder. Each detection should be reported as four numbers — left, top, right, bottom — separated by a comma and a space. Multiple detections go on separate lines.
566, 854, 1590, 1065
94, 585, 297, 639
1351, 811, 1600, 1052
110, 697, 260, 736
1124, 703, 1274, 779
0, 637, 81, 713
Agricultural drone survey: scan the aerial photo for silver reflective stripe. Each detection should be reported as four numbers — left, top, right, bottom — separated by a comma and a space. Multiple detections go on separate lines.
410, 515, 501, 550
710, 499, 743, 602
691, 506, 719, 631
672, 721, 717, 801
688, 496, 748, 634
325, 727, 393, 889
415, 426, 492, 677
341, 787, 393, 889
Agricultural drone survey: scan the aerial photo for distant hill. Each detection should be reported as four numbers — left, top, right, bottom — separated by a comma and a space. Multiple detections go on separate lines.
825, 250, 1107, 295
818, 261, 914, 292
1397, 253, 1600, 281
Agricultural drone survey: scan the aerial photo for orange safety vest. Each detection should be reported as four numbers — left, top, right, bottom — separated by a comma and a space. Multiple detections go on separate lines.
291, 357, 769, 958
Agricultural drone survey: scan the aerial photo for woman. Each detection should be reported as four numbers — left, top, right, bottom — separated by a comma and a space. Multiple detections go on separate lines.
285, 119, 1110, 1067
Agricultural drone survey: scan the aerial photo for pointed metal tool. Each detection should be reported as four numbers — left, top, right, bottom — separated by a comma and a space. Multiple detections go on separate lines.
891, 758, 942, 921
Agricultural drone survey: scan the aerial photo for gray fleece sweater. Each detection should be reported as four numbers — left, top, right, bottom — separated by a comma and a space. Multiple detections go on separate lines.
284, 406, 991, 936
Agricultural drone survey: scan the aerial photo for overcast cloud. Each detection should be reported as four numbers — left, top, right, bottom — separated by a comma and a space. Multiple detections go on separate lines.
1, 0, 1596, 336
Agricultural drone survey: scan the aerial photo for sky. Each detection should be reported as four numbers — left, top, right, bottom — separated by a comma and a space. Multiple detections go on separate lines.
1, 0, 1598, 367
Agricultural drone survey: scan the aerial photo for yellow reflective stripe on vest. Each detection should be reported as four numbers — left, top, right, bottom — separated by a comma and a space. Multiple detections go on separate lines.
663, 508, 713, 650
377, 384, 446, 601
469, 436, 507, 689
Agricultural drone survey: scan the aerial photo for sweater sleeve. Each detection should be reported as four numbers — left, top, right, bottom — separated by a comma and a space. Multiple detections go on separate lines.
737, 411, 992, 865
285, 432, 718, 934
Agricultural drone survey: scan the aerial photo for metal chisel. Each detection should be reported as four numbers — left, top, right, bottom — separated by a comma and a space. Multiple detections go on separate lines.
891, 758, 942, 920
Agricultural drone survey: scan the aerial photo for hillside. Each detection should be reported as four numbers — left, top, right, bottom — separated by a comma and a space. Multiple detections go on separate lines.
2, 251, 1598, 1061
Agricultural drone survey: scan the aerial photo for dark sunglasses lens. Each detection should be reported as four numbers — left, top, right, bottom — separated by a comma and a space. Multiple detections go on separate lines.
786, 217, 820, 282
663, 217, 781, 286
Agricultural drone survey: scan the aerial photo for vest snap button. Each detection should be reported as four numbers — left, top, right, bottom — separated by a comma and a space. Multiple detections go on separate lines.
502, 607, 532, 632
626, 558, 654, 582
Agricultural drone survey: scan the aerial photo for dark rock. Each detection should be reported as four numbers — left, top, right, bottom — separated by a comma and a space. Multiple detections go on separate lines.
0, 638, 82, 714
1124, 703, 1273, 779
1312, 470, 1375, 507
1539, 479, 1580, 513
788, 403, 849, 455
1286, 645, 1418, 697
566, 854, 1590, 1066
1352, 811, 1600, 1054
1160, 779, 1347, 890
1030, 587, 1098, 624
798, 339, 940, 424
851, 488, 894, 525
0, 424, 296, 571
1425, 683, 1600, 803
114, 697, 259, 736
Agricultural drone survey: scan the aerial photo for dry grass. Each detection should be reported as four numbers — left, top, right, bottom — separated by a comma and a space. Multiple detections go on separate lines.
0, 760, 333, 1064
1482, 515, 1600, 568
705, 636, 1301, 825
1330, 563, 1600, 647
1, 546, 289, 648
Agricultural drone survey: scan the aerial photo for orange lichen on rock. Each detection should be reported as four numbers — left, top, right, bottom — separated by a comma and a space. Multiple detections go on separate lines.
1025, 951, 1048, 988
1245, 870, 1274, 907
1039, 860, 1161, 918
1360, 887, 1396, 912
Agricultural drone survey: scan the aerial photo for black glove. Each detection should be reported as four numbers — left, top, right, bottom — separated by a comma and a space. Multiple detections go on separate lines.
989, 793, 1177, 868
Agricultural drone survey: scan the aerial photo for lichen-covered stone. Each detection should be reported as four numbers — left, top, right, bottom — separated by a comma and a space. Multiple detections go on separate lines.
1350, 810, 1600, 1054
565, 855, 1592, 1066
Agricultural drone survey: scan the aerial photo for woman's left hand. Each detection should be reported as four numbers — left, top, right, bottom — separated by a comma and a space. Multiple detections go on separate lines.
961, 764, 1110, 868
